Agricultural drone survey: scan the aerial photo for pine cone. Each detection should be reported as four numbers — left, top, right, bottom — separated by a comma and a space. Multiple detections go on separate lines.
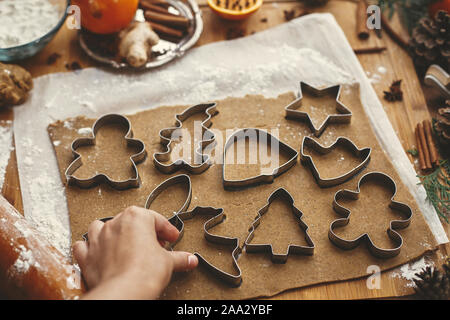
435, 100, 450, 148
413, 263, 450, 300
303, 0, 329, 7
409, 10, 450, 72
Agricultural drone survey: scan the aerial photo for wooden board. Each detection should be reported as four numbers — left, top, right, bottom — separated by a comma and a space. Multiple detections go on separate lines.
1, 0, 448, 299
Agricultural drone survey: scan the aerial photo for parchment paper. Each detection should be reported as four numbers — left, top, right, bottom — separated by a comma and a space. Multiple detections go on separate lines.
13, 13, 448, 262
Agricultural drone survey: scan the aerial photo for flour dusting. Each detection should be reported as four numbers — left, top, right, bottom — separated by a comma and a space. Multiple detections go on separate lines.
391, 256, 434, 287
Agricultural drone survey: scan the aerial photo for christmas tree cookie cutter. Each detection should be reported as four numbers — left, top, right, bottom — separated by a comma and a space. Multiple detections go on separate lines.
145, 174, 192, 224
65, 114, 147, 190
329, 172, 413, 259
153, 103, 218, 174
285, 81, 352, 137
244, 188, 315, 263
222, 128, 298, 190
172, 207, 243, 287
300, 136, 372, 188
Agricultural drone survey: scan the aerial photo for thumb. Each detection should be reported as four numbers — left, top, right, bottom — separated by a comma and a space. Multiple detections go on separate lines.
169, 251, 199, 272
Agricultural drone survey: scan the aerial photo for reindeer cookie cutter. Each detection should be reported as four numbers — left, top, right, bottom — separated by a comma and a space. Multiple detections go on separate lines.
222, 128, 298, 190
65, 114, 146, 190
300, 136, 371, 188
244, 188, 315, 263
285, 82, 352, 137
329, 172, 413, 259
153, 103, 218, 174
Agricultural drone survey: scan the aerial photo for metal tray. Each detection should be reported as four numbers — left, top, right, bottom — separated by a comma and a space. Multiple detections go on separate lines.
78, 0, 203, 69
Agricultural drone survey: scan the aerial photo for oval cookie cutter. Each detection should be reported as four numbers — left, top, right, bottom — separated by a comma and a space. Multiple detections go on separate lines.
222, 128, 298, 190
244, 188, 315, 263
285, 81, 352, 137
145, 174, 192, 224
329, 171, 413, 259
300, 136, 371, 188
65, 114, 147, 190
174, 207, 242, 287
153, 103, 218, 174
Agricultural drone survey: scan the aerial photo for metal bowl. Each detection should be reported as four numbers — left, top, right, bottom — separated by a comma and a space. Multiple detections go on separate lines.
78, 0, 203, 70
0, 0, 69, 62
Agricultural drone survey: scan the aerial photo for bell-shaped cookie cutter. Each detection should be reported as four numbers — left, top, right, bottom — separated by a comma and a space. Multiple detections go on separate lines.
173, 207, 243, 287
285, 82, 352, 137
65, 114, 147, 190
244, 188, 315, 263
222, 128, 298, 190
145, 174, 192, 224
300, 136, 371, 188
329, 172, 413, 259
153, 103, 218, 174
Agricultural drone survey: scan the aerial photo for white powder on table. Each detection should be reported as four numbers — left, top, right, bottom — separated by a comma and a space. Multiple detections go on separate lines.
391, 256, 434, 287
0, 0, 61, 48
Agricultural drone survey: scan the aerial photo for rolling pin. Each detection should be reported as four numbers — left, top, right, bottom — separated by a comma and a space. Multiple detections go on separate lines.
0, 195, 85, 299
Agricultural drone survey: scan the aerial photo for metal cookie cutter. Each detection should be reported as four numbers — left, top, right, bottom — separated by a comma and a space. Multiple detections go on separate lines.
244, 188, 315, 263
285, 81, 352, 137
222, 128, 298, 190
329, 172, 413, 259
173, 207, 242, 287
65, 114, 147, 190
82, 217, 113, 241
153, 103, 218, 174
300, 136, 371, 188
145, 174, 192, 224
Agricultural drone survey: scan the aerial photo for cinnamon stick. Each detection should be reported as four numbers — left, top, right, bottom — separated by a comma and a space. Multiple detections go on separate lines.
140, 0, 170, 8
423, 119, 439, 166
145, 10, 190, 29
353, 46, 387, 54
418, 122, 432, 169
415, 124, 427, 170
147, 21, 184, 38
141, 2, 173, 15
356, 0, 369, 40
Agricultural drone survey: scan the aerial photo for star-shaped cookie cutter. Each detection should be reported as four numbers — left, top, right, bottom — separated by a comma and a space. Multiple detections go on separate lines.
300, 136, 371, 188
329, 172, 413, 259
65, 114, 147, 190
153, 103, 218, 174
222, 128, 298, 190
172, 207, 243, 287
285, 82, 352, 137
244, 188, 315, 263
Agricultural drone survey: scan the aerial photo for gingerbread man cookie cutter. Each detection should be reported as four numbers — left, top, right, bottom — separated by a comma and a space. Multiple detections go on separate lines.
153, 103, 218, 174
300, 136, 371, 188
173, 207, 242, 287
285, 81, 352, 137
244, 188, 315, 263
329, 172, 413, 259
222, 128, 298, 190
65, 114, 147, 190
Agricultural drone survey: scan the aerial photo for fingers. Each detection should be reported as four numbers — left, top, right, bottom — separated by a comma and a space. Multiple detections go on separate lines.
73, 241, 88, 271
169, 251, 198, 272
87, 220, 104, 246
150, 210, 180, 243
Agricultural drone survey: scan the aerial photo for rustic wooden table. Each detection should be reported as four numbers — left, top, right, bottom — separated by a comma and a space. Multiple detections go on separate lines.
1, 0, 448, 299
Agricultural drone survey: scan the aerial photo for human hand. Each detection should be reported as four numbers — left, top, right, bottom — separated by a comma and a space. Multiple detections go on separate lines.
73, 206, 198, 300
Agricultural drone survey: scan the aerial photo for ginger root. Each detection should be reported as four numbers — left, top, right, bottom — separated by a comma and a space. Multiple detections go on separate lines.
118, 21, 159, 68
0, 62, 33, 108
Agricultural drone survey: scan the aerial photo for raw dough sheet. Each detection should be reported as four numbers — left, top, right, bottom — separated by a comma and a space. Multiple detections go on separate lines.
48, 85, 435, 299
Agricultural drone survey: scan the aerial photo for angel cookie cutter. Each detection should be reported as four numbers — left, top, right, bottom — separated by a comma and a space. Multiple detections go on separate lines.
153, 103, 218, 174
329, 172, 413, 259
300, 136, 371, 188
175, 207, 242, 287
285, 82, 352, 137
222, 128, 298, 190
65, 114, 147, 190
244, 188, 315, 263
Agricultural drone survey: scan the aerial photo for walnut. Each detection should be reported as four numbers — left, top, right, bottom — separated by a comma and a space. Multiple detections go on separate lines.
0, 62, 33, 108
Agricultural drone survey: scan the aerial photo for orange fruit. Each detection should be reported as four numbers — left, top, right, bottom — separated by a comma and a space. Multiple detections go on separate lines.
73, 0, 138, 34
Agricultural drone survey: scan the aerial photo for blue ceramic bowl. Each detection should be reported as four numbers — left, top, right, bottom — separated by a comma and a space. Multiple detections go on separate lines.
0, 0, 70, 62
